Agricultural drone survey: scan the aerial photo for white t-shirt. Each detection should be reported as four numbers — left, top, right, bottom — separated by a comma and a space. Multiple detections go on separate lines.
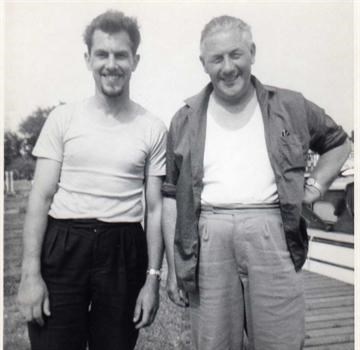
33, 99, 167, 222
201, 93, 278, 207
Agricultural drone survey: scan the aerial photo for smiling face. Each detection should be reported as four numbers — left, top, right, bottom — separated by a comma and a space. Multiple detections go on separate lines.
85, 29, 139, 99
200, 27, 255, 105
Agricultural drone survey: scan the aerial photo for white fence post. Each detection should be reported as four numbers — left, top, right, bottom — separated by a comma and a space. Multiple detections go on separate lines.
5, 171, 15, 195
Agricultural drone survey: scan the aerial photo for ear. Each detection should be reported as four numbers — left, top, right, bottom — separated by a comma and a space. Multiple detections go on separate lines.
250, 43, 256, 65
132, 54, 140, 72
84, 51, 91, 71
199, 55, 208, 74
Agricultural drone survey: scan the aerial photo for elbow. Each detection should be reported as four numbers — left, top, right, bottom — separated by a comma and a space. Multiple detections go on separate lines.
332, 137, 352, 159
30, 186, 56, 207
339, 138, 352, 169
147, 200, 163, 217
339, 138, 352, 163
344, 138, 352, 156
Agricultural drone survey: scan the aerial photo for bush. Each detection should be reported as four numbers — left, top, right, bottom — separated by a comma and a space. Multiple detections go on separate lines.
8, 157, 35, 180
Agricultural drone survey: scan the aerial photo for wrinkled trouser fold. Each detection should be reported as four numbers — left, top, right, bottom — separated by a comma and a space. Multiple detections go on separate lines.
28, 216, 148, 350
189, 207, 305, 350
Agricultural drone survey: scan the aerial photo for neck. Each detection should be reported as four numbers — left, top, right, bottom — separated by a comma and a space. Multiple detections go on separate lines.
93, 89, 132, 116
214, 83, 256, 114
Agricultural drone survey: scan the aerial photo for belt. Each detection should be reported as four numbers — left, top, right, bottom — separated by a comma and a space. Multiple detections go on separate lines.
201, 203, 280, 212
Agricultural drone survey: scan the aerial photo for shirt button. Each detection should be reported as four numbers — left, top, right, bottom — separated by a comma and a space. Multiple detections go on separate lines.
94, 228, 97, 233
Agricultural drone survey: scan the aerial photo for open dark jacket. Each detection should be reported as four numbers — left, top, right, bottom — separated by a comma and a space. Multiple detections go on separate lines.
162, 76, 348, 292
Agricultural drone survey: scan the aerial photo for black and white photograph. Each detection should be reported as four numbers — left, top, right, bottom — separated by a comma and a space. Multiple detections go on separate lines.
2, 1, 357, 350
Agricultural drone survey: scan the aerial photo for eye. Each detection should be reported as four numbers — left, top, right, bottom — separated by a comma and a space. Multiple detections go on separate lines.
230, 52, 242, 59
115, 52, 129, 59
211, 56, 223, 64
95, 51, 108, 58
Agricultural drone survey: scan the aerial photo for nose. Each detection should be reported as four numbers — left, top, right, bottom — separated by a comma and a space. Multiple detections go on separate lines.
106, 54, 117, 69
222, 56, 236, 74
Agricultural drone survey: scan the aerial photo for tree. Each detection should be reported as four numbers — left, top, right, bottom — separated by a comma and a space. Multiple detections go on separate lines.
3, 103, 63, 180
4, 131, 22, 170
18, 105, 57, 157
8, 156, 36, 180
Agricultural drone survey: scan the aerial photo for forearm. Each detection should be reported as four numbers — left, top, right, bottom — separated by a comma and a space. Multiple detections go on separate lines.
21, 189, 53, 276
145, 205, 164, 273
17, 159, 61, 324
310, 139, 351, 190
162, 197, 177, 273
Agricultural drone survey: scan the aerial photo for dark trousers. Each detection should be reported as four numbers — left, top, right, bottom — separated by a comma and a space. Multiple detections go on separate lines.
28, 217, 148, 350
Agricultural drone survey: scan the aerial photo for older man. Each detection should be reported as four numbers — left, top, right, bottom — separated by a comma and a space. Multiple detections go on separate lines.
17, 10, 166, 350
162, 16, 350, 350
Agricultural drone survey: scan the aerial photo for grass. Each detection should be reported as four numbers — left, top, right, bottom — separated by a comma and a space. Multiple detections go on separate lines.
3, 180, 193, 350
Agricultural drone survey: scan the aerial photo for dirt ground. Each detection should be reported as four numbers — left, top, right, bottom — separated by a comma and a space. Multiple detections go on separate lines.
3, 181, 193, 350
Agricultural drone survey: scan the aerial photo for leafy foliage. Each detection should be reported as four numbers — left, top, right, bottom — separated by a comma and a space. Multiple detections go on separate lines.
18, 106, 56, 157
4, 104, 62, 179
7, 156, 36, 180
4, 132, 22, 169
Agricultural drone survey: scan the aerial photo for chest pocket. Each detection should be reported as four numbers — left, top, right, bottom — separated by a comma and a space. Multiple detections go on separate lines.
279, 134, 306, 172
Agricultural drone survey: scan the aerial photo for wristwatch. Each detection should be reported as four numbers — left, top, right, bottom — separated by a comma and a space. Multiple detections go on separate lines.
146, 268, 162, 281
305, 177, 324, 197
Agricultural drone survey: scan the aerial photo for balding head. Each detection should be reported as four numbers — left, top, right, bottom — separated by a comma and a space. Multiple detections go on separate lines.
200, 15, 253, 55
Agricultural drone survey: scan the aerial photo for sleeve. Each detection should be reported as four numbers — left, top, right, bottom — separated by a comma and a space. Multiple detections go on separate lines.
161, 117, 178, 198
305, 98, 349, 155
32, 106, 66, 162
145, 120, 167, 176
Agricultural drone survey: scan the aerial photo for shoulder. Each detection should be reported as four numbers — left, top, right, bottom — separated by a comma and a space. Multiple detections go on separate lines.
173, 104, 191, 120
50, 101, 79, 115
265, 84, 305, 101
170, 84, 211, 128
43, 100, 86, 139
169, 104, 191, 132
133, 103, 167, 132
264, 84, 311, 114
266, 85, 328, 118
131, 105, 167, 146
47, 101, 79, 125
144, 112, 167, 133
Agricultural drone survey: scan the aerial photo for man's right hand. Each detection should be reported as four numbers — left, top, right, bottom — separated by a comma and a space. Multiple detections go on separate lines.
166, 269, 189, 307
17, 274, 51, 327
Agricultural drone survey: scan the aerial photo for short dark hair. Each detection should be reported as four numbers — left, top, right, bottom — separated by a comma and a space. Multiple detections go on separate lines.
83, 10, 140, 54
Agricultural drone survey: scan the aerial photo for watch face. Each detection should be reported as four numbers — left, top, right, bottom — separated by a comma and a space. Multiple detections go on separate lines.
307, 178, 316, 186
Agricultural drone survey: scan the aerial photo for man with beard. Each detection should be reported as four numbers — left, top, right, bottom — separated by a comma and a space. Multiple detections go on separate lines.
17, 10, 166, 350
162, 15, 351, 350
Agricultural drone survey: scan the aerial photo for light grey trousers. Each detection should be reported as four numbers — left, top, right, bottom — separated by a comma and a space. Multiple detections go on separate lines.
188, 208, 305, 350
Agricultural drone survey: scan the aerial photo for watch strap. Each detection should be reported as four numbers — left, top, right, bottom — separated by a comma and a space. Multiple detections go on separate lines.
306, 178, 324, 196
146, 268, 162, 280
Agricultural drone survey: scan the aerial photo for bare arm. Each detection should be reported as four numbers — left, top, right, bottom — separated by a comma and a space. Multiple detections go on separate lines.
17, 158, 61, 326
133, 175, 164, 329
304, 139, 352, 204
144, 176, 165, 275
162, 196, 188, 307
162, 197, 177, 275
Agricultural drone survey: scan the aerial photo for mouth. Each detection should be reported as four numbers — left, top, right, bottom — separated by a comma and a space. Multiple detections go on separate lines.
220, 75, 241, 86
101, 73, 122, 83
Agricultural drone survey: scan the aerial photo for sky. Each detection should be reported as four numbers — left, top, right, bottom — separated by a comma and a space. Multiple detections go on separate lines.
3, 1, 355, 133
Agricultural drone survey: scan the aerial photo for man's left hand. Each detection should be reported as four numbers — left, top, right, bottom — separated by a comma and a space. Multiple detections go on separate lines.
133, 278, 160, 329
